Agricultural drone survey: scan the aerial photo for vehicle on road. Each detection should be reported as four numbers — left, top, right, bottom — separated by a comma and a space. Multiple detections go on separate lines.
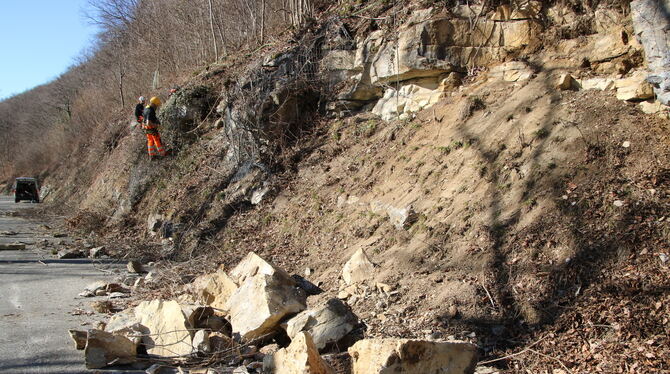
13, 177, 40, 203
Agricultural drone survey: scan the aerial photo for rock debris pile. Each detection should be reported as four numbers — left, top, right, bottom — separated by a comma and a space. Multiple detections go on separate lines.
69, 252, 478, 373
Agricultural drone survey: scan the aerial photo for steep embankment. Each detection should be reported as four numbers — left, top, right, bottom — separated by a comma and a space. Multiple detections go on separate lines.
44, 1, 670, 372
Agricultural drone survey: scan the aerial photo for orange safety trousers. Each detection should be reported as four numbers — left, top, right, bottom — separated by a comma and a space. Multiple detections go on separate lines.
146, 133, 166, 157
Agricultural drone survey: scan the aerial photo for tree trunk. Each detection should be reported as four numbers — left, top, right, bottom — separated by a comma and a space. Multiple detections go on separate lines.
208, 0, 219, 61
260, 0, 266, 44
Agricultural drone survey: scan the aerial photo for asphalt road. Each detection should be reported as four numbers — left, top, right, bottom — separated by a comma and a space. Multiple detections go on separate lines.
0, 196, 126, 373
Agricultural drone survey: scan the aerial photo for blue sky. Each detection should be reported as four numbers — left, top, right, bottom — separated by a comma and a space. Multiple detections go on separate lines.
0, 0, 98, 100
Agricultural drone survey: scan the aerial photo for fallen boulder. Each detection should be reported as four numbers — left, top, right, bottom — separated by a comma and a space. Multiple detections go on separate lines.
134, 300, 193, 357
342, 249, 375, 285
348, 339, 478, 374
229, 252, 292, 285
265, 332, 335, 374
227, 272, 307, 340
84, 329, 136, 369
189, 268, 238, 313
286, 298, 359, 351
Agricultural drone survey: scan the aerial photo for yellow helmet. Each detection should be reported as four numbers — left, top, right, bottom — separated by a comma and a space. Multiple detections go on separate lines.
150, 96, 161, 106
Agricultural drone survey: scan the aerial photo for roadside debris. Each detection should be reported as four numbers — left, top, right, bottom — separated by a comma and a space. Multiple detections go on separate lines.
69, 252, 478, 372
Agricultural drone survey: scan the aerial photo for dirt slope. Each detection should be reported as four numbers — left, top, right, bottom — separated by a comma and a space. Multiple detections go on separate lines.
194, 69, 670, 371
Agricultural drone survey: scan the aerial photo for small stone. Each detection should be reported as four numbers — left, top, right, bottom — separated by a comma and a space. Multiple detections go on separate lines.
133, 277, 145, 288
613, 200, 624, 207
557, 74, 578, 90
342, 249, 375, 285
305, 267, 314, 277
192, 329, 211, 354
622, 141, 631, 148
108, 292, 129, 299
233, 366, 250, 374
659, 253, 669, 264
91, 300, 113, 313
58, 249, 85, 259
89, 246, 107, 258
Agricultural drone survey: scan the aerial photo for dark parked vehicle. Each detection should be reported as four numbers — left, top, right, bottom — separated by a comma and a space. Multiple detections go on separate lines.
13, 177, 40, 203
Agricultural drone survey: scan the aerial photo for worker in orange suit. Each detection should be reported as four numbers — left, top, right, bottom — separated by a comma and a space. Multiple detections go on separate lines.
142, 97, 166, 159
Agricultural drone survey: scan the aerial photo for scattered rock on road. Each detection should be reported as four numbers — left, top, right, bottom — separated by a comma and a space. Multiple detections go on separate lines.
84, 329, 136, 369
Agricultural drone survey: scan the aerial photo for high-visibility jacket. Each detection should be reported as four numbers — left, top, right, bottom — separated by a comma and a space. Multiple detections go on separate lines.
142, 105, 160, 135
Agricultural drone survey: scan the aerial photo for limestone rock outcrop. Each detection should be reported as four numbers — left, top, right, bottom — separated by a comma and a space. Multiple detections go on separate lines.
631, 0, 670, 105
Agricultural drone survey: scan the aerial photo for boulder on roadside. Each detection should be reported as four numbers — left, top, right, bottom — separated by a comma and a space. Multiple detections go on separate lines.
134, 300, 193, 357
229, 252, 292, 285
342, 249, 375, 285
264, 332, 335, 374
348, 339, 478, 374
189, 268, 238, 313
84, 329, 136, 369
227, 272, 307, 340
285, 298, 359, 351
